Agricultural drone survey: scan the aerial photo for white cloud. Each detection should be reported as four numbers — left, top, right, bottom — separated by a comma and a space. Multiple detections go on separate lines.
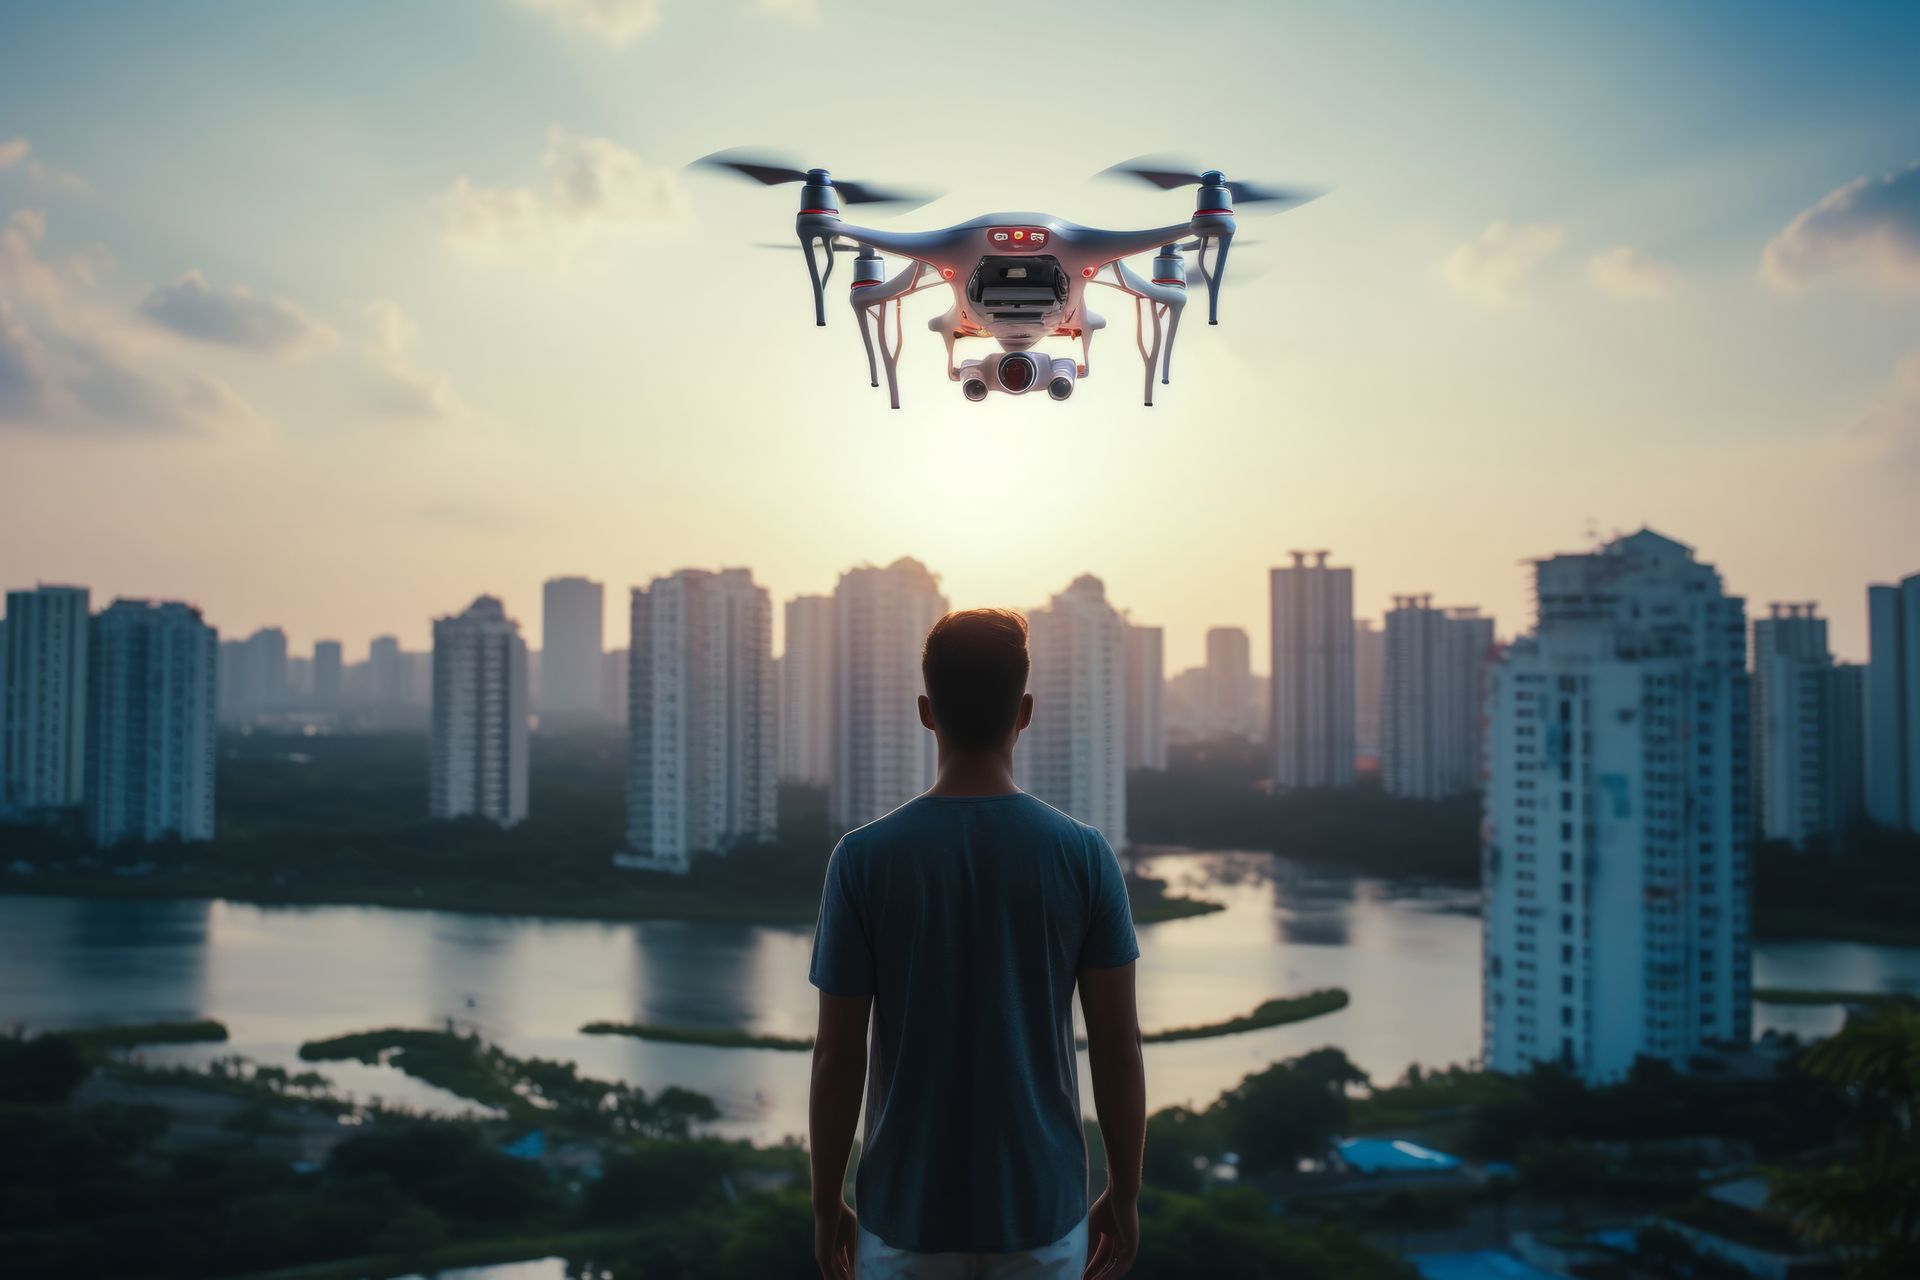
512, 0, 663, 45
1441, 221, 1563, 305
1847, 343, 1920, 469
0, 136, 88, 194
440, 127, 683, 259
1588, 245, 1675, 300
360, 299, 455, 420
141, 271, 334, 355
1762, 161, 1920, 293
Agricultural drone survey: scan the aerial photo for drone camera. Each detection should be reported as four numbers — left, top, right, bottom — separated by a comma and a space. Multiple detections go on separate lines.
962, 377, 989, 402
956, 352, 1079, 402
1046, 357, 1077, 401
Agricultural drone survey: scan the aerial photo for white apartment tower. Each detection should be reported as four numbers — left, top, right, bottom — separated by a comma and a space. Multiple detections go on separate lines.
624, 569, 776, 872
1354, 619, 1386, 762
430, 596, 530, 828
1381, 596, 1496, 800
1, 585, 90, 816
85, 600, 217, 846
1866, 573, 1920, 833
779, 594, 835, 786
1751, 603, 1836, 847
1021, 576, 1129, 849
1483, 529, 1751, 1083
1270, 550, 1356, 789
831, 558, 948, 832
1204, 626, 1253, 738
1124, 623, 1167, 772
541, 576, 606, 719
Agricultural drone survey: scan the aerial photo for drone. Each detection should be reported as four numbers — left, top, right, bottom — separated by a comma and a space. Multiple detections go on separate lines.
695, 151, 1321, 408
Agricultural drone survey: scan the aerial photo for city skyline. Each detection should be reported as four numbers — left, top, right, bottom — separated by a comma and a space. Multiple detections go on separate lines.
3, 4, 1919, 673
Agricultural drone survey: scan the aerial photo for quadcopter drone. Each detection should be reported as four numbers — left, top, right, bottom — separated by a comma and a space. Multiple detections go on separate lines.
695, 151, 1321, 408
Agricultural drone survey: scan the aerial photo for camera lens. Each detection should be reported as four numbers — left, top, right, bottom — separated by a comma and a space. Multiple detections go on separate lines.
962, 378, 988, 402
1048, 377, 1073, 401
999, 354, 1036, 394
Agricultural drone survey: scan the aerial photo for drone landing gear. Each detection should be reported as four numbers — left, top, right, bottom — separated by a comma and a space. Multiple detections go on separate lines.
800, 233, 837, 326
1134, 297, 1175, 407
855, 295, 906, 409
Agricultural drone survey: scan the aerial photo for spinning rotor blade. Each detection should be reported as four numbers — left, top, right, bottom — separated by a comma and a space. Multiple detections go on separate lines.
755, 240, 862, 252
1099, 157, 1324, 211
692, 149, 941, 208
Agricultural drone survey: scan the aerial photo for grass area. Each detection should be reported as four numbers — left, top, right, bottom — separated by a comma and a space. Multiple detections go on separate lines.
299, 1028, 523, 1113
62, 1019, 230, 1056
1754, 987, 1920, 1009
580, 1021, 814, 1051
1141, 988, 1349, 1044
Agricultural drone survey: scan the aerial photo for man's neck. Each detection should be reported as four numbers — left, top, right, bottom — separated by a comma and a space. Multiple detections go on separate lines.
926, 749, 1020, 798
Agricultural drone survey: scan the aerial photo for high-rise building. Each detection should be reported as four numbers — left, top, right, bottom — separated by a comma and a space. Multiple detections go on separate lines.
1163, 666, 1210, 741
1866, 573, 1920, 833
1, 585, 90, 817
1482, 529, 1750, 1083
85, 599, 217, 846
779, 594, 835, 787
1020, 576, 1129, 848
1270, 550, 1356, 789
312, 640, 343, 709
541, 577, 605, 719
369, 635, 407, 705
1203, 626, 1253, 738
1830, 662, 1868, 839
1751, 604, 1837, 848
430, 596, 530, 828
831, 558, 948, 831
1381, 596, 1495, 799
1354, 619, 1386, 763
215, 627, 286, 724
1124, 623, 1167, 771
602, 647, 629, 726
623, 569, 776, 872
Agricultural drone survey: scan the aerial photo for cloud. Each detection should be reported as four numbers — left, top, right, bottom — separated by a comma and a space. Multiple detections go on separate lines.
1846, 344, 1920, 469
440, 127, 683, 259
1441, 221, 1563, 305
0, 210, 257, 436
359, 299, 454, 420
512, 0, 663, 45
1588, 245, 1675, 300
0, 136, 89, 194
140, 270, 333, 355
1762, 161, 1920, 293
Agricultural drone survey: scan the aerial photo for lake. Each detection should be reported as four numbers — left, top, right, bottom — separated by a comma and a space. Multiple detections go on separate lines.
4, 849, 1917, 1143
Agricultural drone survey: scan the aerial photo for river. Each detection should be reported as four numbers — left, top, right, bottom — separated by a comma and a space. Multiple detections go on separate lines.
4, 849, 1917, 1143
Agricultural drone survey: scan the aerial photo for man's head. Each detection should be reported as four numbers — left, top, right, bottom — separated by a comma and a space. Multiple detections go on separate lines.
919, 608, 1033, 753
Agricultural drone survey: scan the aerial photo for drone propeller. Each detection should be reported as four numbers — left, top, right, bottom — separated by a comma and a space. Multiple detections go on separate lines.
755, 240, 863, 253
1099, 157, 1323, 212
693, 149, 941, 209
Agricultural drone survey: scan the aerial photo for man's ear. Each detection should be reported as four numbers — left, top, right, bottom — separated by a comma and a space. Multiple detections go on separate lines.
1014, 691, 1034, 733
918, 694, 937, 732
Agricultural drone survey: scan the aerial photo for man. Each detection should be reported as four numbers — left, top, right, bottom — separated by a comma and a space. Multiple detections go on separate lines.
809, 608, 1146, 1280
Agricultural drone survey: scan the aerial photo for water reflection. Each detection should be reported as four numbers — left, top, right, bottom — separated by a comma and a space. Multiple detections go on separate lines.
3, 851, 1918, 1145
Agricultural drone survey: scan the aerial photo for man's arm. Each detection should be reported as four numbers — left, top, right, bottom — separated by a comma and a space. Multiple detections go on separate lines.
1079, 961, 1144, 1280
810, 990, 871, 1280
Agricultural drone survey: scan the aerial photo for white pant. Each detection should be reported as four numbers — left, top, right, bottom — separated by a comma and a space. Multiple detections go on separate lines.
857, 1217, 1088, 1279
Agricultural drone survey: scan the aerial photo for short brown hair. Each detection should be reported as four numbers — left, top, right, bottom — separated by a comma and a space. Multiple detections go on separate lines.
921, 609, 1030, 750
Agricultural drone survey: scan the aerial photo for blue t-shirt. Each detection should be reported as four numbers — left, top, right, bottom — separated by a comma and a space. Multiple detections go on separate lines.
808, 792, 1140, 1255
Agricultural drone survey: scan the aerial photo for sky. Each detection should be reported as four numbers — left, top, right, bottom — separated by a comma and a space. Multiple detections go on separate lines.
2, 0, 1917, 671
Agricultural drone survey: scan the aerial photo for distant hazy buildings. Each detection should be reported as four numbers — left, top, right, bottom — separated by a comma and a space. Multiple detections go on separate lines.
1381, 596, 1495, 799
1204, 626, 1254, 739
541, 576, 605, 720
831, 558, 947, 831
1751, 604, 1840, 847
602, 648, 629, 725
1021, 576, 1129, 849
1124, 623, 1167, 771
622, 569, 776, 872
1866, 572, 1920, 833
217, 626, 288, 724
430, 596, 530, 828
369, 635, 408, 705
1830, 662, 1868, 837
312, 640, 343, 710
1354, 619, 1385, 763
1270, 550, 1356, 789
1, 585, 90, 818
85, 600, 217, 846
779, 594, 835, 787
1483, 530, 1750, 1083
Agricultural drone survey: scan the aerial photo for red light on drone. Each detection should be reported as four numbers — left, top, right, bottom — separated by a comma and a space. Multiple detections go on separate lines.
1082, 266, 1096, 278
940, 267, 955, 280
1013, 230, 1025, 240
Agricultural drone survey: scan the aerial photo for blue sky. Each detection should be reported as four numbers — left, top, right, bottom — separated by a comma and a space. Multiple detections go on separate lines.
2, 0, 1917, 667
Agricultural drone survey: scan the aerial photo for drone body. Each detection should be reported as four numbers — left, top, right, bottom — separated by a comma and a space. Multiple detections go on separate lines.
699, 154, 1318, 408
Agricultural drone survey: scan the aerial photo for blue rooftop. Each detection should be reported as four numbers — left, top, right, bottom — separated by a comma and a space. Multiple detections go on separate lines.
1336, 1137, 1462, 1174
1411, 1249, 1571, 1280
